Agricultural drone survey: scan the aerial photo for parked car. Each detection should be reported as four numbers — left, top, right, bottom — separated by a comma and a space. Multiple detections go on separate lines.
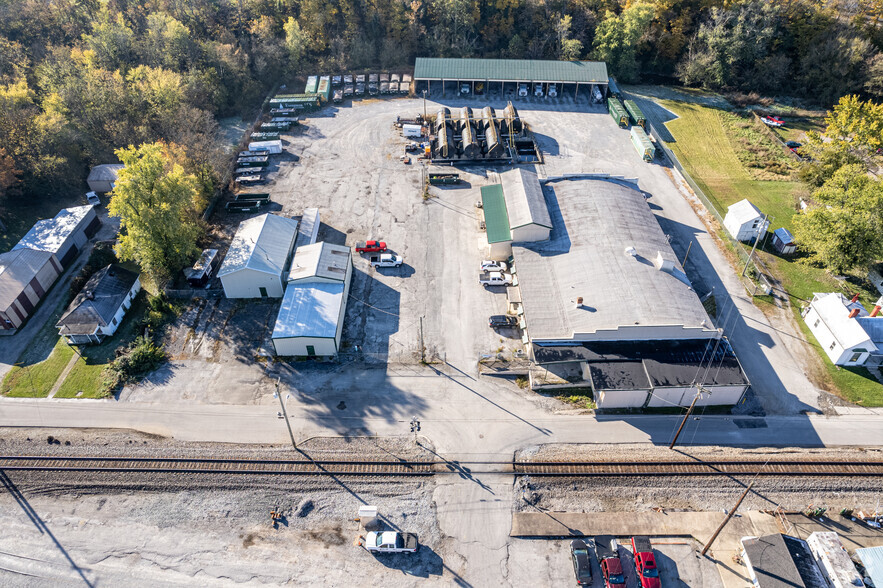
86, 191, 100, 206
548, 83, 558, 98
370, 253, 403, 267
355, 240, 387, 253
570, 539, 594, 586
534, 83, 544, 97
480, 260, 508, 272
518, 83, 529, 97
785, 140, 802, 148
488, 315, 517, 329
761, 115, 784, 127
479, 271, 513, 287
363, 531, 418, 553
631, 537, 661, 588
595, 536, 625, 588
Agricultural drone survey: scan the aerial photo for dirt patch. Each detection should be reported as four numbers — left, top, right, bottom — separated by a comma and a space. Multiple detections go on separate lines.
307, 525, 346, 547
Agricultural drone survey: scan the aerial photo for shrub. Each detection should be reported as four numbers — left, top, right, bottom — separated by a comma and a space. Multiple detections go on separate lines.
70, 243, 118, 297
99, 336, 166, 395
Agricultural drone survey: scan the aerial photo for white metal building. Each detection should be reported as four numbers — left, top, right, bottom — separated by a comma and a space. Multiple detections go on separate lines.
272, 242, 353, 357
14, 205, 100, 267
87, 164, 124, 192
481, 166, 552, 260
218, 214, 299, 298
803, 293, 879, 366
56, 265, 141, 344
806, 532, 864, 588
724, 199, 768, 242
0, 248, 62, 330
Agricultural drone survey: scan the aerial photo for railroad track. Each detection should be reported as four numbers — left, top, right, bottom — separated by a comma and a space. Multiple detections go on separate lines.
2, 457, 881, 477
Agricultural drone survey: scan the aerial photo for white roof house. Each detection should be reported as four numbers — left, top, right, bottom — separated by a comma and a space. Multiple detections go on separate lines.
14, 205, 100, 267
514, 180, 718, 344
218, 213, 299, 298
804, 293, 879, 366
273, 242, 353, 357
724, 199, 768, 242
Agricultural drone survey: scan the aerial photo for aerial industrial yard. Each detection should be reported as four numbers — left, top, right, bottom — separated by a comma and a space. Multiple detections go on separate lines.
2, 56, 883, 588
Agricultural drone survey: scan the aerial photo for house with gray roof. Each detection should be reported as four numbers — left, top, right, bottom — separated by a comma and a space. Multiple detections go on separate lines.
56, 264, 140, 344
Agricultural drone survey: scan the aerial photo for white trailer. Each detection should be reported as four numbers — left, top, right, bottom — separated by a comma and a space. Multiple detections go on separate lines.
402, 124, 423, 138
807, 532, 865, 588
247, 140, 283, 154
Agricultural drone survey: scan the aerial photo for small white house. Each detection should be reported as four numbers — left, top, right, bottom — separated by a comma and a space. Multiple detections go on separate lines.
272, 242, 353, 357
218, 213, 299, 298
803, 293, 878, 366
86, 164, 124, 193
56, 265, 141, 344
14, 205, 101, 267
724, 199, 768, 242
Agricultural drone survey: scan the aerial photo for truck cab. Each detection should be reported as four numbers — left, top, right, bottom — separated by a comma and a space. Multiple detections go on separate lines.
518, 83, 529, 97
460, 83, 470, 95
534, 83, 544, 97
548, 83, 558, 98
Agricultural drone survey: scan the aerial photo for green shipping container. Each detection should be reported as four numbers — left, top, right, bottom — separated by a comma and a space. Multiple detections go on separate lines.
630, 126, 656, 162
608, 97, 629, 128
305, 76, 318, 94
317, 76, 331, 102
624, 99, 647, 130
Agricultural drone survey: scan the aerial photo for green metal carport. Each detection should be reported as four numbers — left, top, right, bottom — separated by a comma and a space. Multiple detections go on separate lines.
414, 58, 608, 99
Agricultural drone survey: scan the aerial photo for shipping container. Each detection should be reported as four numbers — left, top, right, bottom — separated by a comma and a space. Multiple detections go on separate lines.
624, 100, 647, 130
317, 76, 331, 102
402, 124, 423, 138
630, 126, 655, 161
305, 76, 318, 94
247, 140, 283, 154
608, 97, 629, 127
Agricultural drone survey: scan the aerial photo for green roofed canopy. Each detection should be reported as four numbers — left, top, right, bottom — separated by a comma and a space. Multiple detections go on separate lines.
414, 58, 608, 84
481, 184, 511, 244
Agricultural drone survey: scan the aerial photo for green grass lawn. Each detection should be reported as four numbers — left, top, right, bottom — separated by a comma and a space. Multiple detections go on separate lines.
1, 338, 74, 397
660, 99, 883, 406
55, 291, 149, 399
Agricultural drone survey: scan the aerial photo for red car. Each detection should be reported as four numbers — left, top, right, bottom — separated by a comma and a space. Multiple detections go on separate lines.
355, 240, 387, 253
631, 537, 661, 588
761, 115, 784, 127
600, 557, 626, 588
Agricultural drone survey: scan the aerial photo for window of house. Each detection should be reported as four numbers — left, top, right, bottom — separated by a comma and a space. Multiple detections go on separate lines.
111, 317, 118, 326
813, 319, 820, 328
829, 342, 836, 350
849, 352, 862, 363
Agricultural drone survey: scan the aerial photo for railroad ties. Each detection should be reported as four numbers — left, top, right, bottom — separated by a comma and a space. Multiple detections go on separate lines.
512, 461, 883, 477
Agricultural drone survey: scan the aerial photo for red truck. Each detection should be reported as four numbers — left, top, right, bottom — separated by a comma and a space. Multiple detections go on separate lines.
355, 240, 387, 253
631, 536, 661, 588
595, 536, 626, 588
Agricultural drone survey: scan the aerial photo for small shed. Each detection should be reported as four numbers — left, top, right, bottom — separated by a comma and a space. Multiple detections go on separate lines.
185, 249, 220, 288
13, 205, 100, 267
724, 199, 768, 242
772, 227, 796, 255
480, 184, 513, 260
87, 164, 124, 193
500, 168, 552, 242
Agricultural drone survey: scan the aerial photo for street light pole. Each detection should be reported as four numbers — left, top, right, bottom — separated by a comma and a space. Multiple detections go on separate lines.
274, 378, 297, 451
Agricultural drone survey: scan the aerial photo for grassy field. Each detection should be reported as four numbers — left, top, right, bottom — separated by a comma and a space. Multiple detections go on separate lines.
660, 99, 883, 406
1, 338, 73, 397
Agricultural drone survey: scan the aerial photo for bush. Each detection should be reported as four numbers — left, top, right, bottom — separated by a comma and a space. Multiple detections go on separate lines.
99, 336, 166, 395
140, 293, 178, 333
70, 242, 118, 297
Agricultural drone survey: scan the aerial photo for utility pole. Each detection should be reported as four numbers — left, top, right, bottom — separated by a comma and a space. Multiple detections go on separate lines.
274, 378, 297, 451
669, 387, 702, 449
419, 315, 425, 363
422, 90, 427, 122
682, 240, 693, 267
701, 481, 755, 556
741, 214, 768, 277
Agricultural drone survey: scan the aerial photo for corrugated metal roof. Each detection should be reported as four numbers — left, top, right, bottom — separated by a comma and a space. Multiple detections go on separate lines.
773, 227, 795, 244
481, 184, 511, 244
742, 534, 826, 588
287, 242, 350, 282
415, 58, 608, 83
272, 281, 344, 340
857, 546, 883, 586
13, 206, 94, 254
87, 164, 124, 182
296, 208, 320, 248
0, 248, 55, 310
501, 167, 552, 230
56, 265, 139, 334
218, 214, 299, 278
726, 199, 763, 225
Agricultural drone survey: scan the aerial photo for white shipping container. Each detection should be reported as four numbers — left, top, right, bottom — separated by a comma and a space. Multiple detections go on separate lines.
807, 532, 865, 588
247, 140, 283, 154
402, 124, 423, 138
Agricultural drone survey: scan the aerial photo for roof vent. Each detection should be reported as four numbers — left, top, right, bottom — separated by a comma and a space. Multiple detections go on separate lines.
624, 246, 637, 257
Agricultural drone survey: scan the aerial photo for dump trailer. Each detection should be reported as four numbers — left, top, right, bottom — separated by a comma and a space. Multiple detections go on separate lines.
607, 77, 621, 99
624, 99, 647, 130
435, 126, 455, 159
317, 76, 331, 102
225, 200, 263, 212
435, 107, 452, 132
482, 106, 504, 159
236, 156, 269, 168
234, 193, 271, 203
630, 126, 655, 161
305, 76, 318, 94
502, 102, 522, 136
249, 132, 279, 141
428, 173, 460, 185
270, 108, 301, 116
459, 107, 480, 159
608, 97, 629, 127
261, 121, 291, 131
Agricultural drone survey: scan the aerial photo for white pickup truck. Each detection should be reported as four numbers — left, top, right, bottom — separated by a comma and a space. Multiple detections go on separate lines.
479, 271, 513, 286
370, 253, 403, 268
364, 531, 419, 553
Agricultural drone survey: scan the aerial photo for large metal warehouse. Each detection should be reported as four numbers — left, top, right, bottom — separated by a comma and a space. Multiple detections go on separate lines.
0, 248, 62, 330
218, 213, 299, 299
513, 179, 749, 408
272, 242, 353, 357
480, 166, 552, 259
14, 205, 100, 267
414, 58, 608, 99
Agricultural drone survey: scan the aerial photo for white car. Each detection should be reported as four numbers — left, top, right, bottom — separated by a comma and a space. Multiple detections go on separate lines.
364, 531, 418, 553
548, 83, 558, 98
518, 83, 529, 97
480, 260, 507, 272
86, 191, 100, 206
534, 83, 544, 97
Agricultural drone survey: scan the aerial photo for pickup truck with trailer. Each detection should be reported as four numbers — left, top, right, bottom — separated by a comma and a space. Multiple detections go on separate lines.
355, 240, 387, 253
631, 536, 661, 588
595, 535, 626, 588
369, 253, 403, 268
479, 271, 513, 287
363, 531, 418, 553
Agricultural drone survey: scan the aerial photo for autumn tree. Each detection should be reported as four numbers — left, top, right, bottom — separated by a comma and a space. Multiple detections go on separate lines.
593, 2, 654, 82
108, 142, 202, 284
793, 164, 883, 274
